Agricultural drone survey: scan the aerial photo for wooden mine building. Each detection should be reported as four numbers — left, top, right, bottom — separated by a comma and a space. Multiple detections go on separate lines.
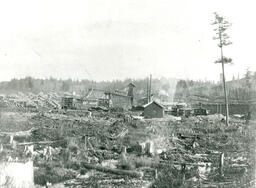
143, 101, 165, 118
61, 83, 136, 110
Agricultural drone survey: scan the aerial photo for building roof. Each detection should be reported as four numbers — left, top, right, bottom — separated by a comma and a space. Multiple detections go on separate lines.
104, 91, 131, 98
84, 88, 108, 99
143, 101, 165, 109
128, 83, 136, 87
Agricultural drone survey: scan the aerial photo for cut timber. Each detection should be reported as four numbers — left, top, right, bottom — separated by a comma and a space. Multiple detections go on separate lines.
0, 127, 37, 138
87, 139, 95, 152
17, 140, 65, 146
81, 162, 143, 178
159, 160, 206, 167
107, 128, 129, 139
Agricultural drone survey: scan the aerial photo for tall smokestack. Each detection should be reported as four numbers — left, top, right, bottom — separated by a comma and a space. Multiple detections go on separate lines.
149, 74, 152, 102
146, 77, 149, 103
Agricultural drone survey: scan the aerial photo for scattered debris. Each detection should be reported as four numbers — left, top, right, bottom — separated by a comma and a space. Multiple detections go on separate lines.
0, 91, 254, 187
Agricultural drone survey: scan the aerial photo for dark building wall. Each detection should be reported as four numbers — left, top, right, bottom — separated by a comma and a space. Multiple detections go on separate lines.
192, 103, 250, 115
250, 103, 256, 119
73, 99, 88, 110
61, 97, 74, 109
110, 94, 132, 109
137, 98, 148, 106
144, 103, 164, 118
74, 98, 109, 109
98, 99, 109, 107
228, 104, 249, 115
194, 108, 207, 116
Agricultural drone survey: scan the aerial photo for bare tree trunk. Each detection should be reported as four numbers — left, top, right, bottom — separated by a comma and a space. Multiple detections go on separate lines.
147, 77, 149, 103
220, 46, 229, 126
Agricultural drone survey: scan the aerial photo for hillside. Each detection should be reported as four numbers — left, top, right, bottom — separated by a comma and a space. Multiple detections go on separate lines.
174, 70, 256, 103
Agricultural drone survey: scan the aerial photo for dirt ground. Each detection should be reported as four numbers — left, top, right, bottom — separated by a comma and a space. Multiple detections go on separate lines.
0, 108, 255, 188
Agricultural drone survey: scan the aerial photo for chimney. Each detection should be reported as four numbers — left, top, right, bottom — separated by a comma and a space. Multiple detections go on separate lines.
147, 77, 149, 103
149, 74, 152, 102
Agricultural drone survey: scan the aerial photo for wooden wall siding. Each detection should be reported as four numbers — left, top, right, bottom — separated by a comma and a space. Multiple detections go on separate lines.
110, 95, 131, 109
144, 103, 164, 118
192, 103, 250, 115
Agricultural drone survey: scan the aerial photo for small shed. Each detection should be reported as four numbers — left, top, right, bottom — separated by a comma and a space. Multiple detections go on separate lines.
143, 101, 165, 118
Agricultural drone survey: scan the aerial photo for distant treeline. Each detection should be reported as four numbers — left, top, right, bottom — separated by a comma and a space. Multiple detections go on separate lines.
1, 69, 255, 103
0, 77, 178, 101
174, 70, 256, 102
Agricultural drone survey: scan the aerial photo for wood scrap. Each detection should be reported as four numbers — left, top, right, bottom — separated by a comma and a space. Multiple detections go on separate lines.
87, 138, 95, 152
17, 139, 65, 146
81, 162, 143, 178
107, 128, 128, 139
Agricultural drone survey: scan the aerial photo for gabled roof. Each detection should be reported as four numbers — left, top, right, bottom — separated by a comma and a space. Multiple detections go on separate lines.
128, 83, 136, 87
143, 101, 165, 109
84, 88, 108, 99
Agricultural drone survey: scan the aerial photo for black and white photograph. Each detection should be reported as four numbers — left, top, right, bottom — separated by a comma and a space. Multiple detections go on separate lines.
0, 0, 256, 187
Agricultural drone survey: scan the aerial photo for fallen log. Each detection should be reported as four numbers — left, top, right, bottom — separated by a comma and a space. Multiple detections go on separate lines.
17, 139, 65, 146
0, 127, 37, 137
81, 162, 143, 178
159, 160, 208, 167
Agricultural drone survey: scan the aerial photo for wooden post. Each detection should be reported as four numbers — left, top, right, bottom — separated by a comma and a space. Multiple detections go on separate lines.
145, 142, 154, 156
0, 143, 3, 152
83, 135, 87, 150
219, 152, 224, 176
120, 146, 127, 165
11, 140, 17, 150
10, 135, 14, 144
122, 146, 127, 154
181, 164, 186, 184
60, 124, 63, 136
154, 169, 158, 179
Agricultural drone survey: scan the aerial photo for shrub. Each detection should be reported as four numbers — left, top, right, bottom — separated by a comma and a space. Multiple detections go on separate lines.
118, 158, 135, 170
65, 159, 81, 170
151, 164, 184, 188
34, 167, 76, 185
133, 156, 159, 168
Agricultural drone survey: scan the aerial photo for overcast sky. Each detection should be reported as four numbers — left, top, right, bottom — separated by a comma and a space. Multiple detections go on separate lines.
0, 0, 255, 82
